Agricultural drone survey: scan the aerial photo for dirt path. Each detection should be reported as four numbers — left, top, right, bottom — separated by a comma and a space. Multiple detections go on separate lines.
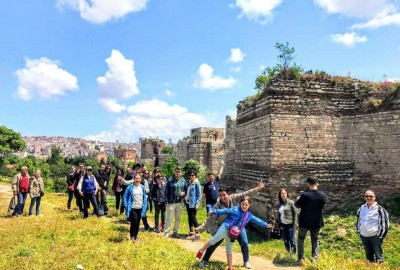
0, 184, 300, 269
174, 238, 300, 270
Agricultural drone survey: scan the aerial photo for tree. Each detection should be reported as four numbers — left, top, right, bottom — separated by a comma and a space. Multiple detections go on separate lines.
48, 146, 63, 165
108, 156, 122, 169
161, 156, 180, 179
0, 126, 26, 157
161, 146, 174, 155
182, 159, 207, 182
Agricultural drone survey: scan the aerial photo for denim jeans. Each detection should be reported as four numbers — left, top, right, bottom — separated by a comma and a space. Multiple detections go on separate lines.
29, 196, 42, 215
96, 189, 108, 214
74, 189, 83, 212
360, 235, 384, 263
154, 203, 166, 229
13, 192, 28, 215
280, 223, 296, 253
203, 227, 249, 263
82, 193, 99, 218
297, 227, 320, 261
206, 203, 215, 214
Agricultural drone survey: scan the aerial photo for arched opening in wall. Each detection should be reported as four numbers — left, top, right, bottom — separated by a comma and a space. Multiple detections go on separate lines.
213, 134, 217, 141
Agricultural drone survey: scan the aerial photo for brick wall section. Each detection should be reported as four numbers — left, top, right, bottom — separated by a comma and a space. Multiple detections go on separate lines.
225, 79, 400, 219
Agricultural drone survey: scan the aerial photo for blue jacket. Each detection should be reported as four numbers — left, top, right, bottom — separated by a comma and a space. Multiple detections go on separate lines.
212, 206, 269, 229
185, 179, 201, 208
123, 184, 147, 219
166, 177, 186, 204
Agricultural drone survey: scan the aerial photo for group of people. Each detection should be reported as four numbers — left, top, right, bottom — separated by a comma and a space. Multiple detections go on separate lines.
11, 166, 45, 217
10, 163, 390, 269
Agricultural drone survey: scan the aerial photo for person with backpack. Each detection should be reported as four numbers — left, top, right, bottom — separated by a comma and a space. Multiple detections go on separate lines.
277, 188, 297, 254
195, 196, 272, 270
77, 166, 100, 218
29, 170, 45, 216
356, 190, 389, 263
66, 165, 76, 210
123, 172, 148, 241
11, 166, 30, 217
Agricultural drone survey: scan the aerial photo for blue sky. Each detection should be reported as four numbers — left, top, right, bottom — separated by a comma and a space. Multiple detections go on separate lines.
0, 0, 399, 143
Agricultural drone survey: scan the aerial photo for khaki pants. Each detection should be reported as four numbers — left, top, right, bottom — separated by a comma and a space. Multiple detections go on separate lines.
164, 202, 183, 234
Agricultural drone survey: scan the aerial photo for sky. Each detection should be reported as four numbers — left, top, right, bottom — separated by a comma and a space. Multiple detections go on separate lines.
0, 0, 399, 143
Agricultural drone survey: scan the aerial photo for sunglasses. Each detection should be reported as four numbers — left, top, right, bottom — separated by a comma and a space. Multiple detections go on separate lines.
87, 169, 93, 171
365, 195, 374, 198
190, 174, 195, 177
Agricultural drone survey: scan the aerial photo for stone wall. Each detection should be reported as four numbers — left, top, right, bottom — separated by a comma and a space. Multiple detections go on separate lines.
225, 79, 400, 219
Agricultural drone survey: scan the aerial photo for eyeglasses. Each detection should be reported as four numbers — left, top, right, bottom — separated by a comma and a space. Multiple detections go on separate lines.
190, 175, 195, 177
87, 169, 92, 171
145, 172, 149, 174
365, 195, 374, 198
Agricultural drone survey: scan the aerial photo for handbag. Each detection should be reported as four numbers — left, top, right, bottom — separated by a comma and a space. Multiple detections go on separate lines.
40, 191, 45, 197
269, 225, 281, 239
8, 196, 16, 213
67, 184, 75, 191
228, 211, 249, 241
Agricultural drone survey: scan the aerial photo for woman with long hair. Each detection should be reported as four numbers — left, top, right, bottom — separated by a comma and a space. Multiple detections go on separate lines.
112, 168, 125, 214
277, 188, 297, 254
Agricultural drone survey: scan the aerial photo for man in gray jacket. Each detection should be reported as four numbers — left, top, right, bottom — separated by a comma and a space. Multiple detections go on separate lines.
194, 180, 265, 269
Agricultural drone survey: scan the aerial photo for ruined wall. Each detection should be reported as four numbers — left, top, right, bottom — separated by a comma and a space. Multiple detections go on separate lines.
225, 79, 400, 218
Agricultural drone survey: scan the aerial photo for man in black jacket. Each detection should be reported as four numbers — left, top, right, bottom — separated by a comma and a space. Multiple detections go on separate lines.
73, 163, 85, 214
295, 177, 327, 264
94, 164, 109, 216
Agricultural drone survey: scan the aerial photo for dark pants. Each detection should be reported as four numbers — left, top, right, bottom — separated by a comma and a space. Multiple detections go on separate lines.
74, 189, 83, 212
115, 190, 125, 214
129, 208, 142, 239
96, 189, 108, 214
29, 196, 42, 215
154, 202, 166, 229
203, 228, 249, 263
360, 235, 384, 263
186, 204, 199, 233
280, 223, 296, 253
13, 192, 29, 216
67, 190, 74, 209
298, 227, 320, 261
142, 215, 151, 229
82, 193, 99, 218
148, 195, 153, 213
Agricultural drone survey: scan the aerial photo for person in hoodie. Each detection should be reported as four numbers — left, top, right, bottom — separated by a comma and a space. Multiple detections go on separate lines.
196, 196, 272, 270
123, 172, 148, 241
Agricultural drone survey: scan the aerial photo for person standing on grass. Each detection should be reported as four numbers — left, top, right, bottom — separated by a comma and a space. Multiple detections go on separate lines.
356, 190, 389, 263
164, 166, 187, 238
202, 166, 223, 214
123, 172, 148, 241
193, 181, 265, 269
295, 177, 327, 264
151, 175, 167, 233
277, 188, 297, 254
94, 164, 109, 216
29, 170, 45, 216
66, 165, 76, 210
77, 166, 100, 218
184, 171, 202, 241
195, 196, 272, 270
73, 163, 85, 214
112, 168, 125, 214
141, 169, 154, 231
11, 166, 30, 217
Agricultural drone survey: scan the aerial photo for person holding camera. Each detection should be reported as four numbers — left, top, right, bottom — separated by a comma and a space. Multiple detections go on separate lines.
195, 196, 272, 270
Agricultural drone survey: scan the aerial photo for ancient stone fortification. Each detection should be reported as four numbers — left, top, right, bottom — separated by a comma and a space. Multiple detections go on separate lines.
225, 78, 400, 219
141, 139, 166, 167
177, 127, 224, 172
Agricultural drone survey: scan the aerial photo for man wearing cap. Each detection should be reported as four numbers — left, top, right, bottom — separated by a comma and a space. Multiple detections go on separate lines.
356, 190, 389, 263
295, 177, 327, 264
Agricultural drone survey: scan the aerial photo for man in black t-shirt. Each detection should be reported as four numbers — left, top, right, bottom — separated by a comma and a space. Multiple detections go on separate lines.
295, 177, 327, 264
201, 167, 223, 214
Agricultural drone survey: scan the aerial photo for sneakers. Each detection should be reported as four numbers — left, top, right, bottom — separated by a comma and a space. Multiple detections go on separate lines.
243, 261, 252, 269
196, 250, 203, 261
145, 227, 154, 231
186, 232, 194, 238
198, 260, 209, 268
172, 232, 180, 238
154, 229, 160, 233
164, 233, 170, 238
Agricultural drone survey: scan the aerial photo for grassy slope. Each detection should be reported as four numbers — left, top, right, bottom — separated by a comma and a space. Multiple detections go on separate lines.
0, 182, 399, 270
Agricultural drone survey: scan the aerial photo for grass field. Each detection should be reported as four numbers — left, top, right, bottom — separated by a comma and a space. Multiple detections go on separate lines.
0, 180, 399, 270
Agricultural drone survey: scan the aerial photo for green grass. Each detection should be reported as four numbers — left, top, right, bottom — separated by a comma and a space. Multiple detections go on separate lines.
1, 181, 400, 270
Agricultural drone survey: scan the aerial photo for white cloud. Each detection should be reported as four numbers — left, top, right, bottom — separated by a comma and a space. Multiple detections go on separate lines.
56, 0, 148, 24
314, 0, 395, 19
85, 99, 213, 142
351, 13, 400, 29
230, 67, 241, 72
330, 32, 367, 47
387, 77, 400, 82
193, 64, 237, 90
98, 98, 126, 113
15, 57, 78, 100
97, 50, 139, 112
259, 65, 266, 71
165, 89, 175, 97
231, 0, 283, 24
228, 48, 246, 63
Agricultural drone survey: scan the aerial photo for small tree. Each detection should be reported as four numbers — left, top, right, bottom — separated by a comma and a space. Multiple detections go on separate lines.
161, 156, 180, 179
182, 159, 207, 182
0, 126, 26, 157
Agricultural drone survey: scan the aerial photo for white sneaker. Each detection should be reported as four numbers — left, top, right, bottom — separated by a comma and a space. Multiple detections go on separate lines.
163, 233, 170, 238
244, 261, 252, 269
